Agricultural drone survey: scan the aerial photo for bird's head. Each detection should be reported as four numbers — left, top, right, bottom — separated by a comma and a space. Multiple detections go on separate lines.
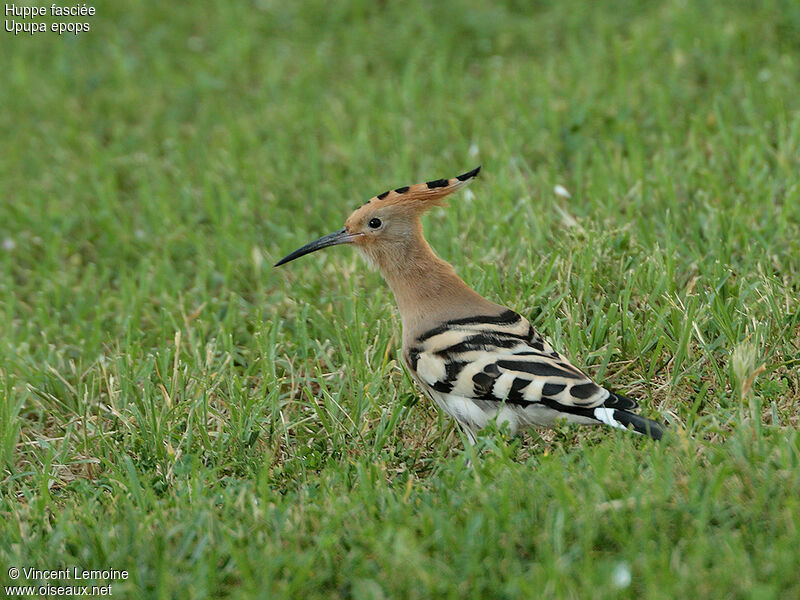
274, 166, 480, 269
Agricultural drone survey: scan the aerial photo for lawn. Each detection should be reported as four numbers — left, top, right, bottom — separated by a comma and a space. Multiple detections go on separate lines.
2, 0, 800, 597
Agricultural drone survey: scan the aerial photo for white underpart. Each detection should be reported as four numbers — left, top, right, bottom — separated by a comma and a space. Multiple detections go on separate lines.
429, 391, 606, 439
433, 393, 501, 434
424, 391, 524, 439
494, 405, 518, 435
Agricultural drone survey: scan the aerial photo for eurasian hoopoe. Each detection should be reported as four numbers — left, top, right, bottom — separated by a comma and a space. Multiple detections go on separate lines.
276, 167, 665, 443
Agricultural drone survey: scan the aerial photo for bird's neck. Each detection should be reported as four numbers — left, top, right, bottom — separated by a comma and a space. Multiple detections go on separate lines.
375, 227, 503, 345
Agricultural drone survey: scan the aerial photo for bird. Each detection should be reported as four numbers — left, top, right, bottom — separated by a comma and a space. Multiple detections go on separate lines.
275, 166, 665, 444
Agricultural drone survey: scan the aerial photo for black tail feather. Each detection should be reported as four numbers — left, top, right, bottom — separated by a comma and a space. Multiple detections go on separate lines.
612, 409, 665, 441
605, 390, 639, 411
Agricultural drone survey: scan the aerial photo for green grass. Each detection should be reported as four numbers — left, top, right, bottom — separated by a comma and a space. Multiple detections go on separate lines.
2, 0, 800, 597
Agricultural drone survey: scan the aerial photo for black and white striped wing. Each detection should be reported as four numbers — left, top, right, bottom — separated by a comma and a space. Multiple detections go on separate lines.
406, 310, 637, 411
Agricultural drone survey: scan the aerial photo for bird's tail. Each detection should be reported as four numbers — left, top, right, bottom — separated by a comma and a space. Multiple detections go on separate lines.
593, 406, 665, 441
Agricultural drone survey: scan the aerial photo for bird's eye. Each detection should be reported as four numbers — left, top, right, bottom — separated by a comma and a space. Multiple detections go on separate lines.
368, 218, 382, 229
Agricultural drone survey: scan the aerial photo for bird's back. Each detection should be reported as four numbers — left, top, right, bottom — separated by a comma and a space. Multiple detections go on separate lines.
404, 309, 611, 405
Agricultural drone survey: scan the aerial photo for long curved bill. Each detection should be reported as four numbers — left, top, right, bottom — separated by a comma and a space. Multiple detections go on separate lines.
274, 228, 358, 267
